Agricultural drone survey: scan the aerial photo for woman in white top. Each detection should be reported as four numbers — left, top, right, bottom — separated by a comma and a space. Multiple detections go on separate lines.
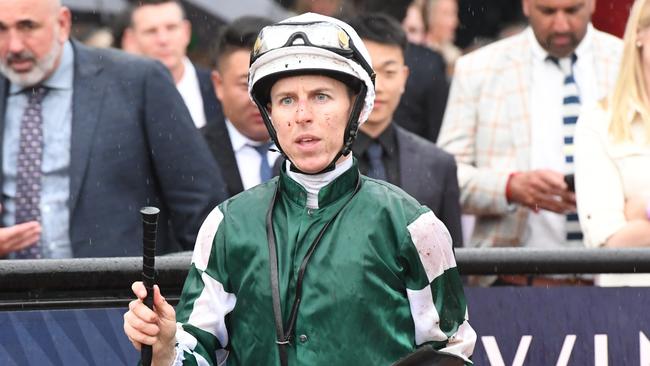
575, 0, 650, 286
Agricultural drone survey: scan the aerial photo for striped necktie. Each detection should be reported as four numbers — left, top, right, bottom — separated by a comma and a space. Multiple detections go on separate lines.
550, 55, 583, 245
250, 142, 273, 183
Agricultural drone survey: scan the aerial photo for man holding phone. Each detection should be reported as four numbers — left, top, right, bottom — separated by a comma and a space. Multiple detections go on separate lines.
437, 0, 622, 286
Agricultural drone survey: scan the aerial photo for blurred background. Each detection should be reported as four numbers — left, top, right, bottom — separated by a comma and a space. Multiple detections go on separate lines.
64, 0, 633, 68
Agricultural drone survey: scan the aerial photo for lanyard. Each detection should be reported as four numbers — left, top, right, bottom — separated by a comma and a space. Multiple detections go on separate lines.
266, 173, 361, 366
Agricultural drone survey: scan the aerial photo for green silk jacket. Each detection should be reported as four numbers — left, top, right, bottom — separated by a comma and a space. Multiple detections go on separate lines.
172, 161, 475, 365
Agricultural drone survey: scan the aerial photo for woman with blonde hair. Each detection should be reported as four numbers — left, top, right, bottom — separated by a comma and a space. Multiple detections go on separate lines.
575, 0, 650, 286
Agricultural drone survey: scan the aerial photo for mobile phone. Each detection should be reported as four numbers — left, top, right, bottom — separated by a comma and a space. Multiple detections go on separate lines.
564, 174, 575, 192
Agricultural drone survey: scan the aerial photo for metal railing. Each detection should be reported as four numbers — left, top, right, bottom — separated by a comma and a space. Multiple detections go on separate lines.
2, 248, 650, 310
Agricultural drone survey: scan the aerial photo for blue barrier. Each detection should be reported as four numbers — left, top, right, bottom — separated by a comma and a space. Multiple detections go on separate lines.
0, 308, 137, 365
467, 287, 650, 365
2, 286, 649, 365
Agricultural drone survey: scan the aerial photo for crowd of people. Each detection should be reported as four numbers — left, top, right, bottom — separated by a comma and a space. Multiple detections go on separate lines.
0, 0, 648, 290
0, 0, 648, 282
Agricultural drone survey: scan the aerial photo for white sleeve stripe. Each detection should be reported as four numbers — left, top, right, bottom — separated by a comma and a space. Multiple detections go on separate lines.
406, 287, 448, 344
173, 325, 203, 366
438, 320, 476, 364
193, 352, 211, 366
186, 273, 237, 347
174, 325, 211, 366
172, 341, 211, 366
192, 206, 224, 271
175, 323, 198, 349
407, 211, 457, 283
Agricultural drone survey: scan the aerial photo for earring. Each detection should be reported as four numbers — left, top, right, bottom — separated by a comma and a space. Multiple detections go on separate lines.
637, 41, 643, 48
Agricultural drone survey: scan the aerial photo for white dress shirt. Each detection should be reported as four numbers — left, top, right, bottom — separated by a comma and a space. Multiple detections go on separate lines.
176, 57, 207, 129
524, 25, 601, 249
225, 120, 280, 190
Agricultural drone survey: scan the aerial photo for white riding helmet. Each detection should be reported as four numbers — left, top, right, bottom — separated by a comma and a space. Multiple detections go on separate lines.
248, 12, 376, 174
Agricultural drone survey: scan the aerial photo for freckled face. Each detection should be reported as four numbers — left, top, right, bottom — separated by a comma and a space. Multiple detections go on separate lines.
268, 74, 353, 174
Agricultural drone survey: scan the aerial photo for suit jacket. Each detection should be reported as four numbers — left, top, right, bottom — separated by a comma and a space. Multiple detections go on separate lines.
0, 41, 228, 257
201, 116, 244, 197
195, 66, 224, 129
394, 44, 449, 143
437, 27, 622, 247
394, 125, 463, 247
202, 116, 285, 197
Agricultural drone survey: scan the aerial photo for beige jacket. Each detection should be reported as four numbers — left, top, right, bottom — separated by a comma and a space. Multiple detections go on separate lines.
438, 26, 622, 247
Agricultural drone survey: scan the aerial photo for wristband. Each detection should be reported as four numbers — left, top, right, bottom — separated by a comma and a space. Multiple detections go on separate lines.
505, 172, 520, 203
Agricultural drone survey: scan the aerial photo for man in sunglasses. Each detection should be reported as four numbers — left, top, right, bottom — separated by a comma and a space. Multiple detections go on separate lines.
123, 12, 475, 366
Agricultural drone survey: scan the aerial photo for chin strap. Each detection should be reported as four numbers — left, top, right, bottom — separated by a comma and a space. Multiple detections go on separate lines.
254, 83, 367, 175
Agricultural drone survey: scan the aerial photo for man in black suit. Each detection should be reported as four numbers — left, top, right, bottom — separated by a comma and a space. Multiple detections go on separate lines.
348, 13, 463, 246
0, 0, 227, 258
354, 1, 449, 143
124, 0, 222, 129
202, 17, 279, 198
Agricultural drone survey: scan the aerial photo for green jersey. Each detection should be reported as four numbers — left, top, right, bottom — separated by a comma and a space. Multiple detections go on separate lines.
172, 161, 475, 365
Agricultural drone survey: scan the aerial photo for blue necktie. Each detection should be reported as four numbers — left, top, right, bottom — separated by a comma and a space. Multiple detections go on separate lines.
14, 87, 48, 259
551, 55, 583, 245
366, 142, 387, 181
251, 142, 273, 183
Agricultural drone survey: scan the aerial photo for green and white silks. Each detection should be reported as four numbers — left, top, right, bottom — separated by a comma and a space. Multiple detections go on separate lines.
172, 160, 475, 365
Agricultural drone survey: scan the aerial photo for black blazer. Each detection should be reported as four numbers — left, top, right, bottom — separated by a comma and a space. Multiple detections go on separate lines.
202, 116, 285, 198
201, 116, 245, 197
394, 44, 449, 143
195, 66, 224, 129
395, 125, 463, 247
0, 41, 228, 257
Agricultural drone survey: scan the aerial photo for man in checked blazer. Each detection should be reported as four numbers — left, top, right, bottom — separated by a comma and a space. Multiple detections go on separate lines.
438, 0, 622, 253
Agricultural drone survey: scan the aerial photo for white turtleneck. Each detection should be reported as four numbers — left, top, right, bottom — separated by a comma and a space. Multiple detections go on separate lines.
286, 156, 354, 209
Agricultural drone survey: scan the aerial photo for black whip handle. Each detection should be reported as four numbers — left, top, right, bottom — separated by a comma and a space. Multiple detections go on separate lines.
140, 206, 160, 366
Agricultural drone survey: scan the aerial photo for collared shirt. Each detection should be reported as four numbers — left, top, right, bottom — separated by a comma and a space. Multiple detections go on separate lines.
3, 41, 73, 258
353, 123, 400, 185
176, 57, 207, 129
524, 25, 599, 249
225, 119, 280, 190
